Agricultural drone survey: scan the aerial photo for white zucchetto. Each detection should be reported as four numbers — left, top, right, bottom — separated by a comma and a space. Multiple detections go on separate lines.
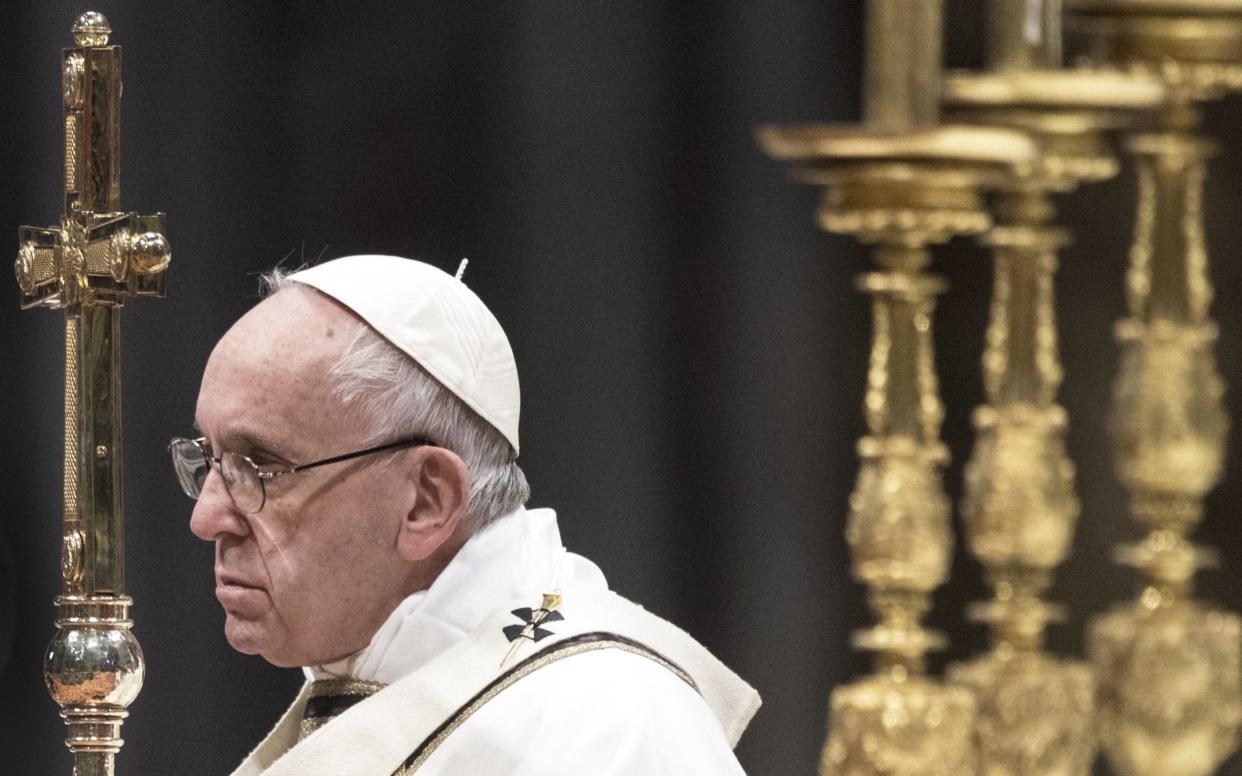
289, 255, 521, 455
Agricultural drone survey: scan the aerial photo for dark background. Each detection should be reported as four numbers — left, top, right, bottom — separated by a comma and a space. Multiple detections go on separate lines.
2, 2, 1242, 774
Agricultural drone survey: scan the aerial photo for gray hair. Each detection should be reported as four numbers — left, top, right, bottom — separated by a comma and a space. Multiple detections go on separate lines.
260, 268, 529, 531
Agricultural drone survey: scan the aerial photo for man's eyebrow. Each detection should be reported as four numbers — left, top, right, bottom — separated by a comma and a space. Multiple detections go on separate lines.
233, 431, 296, 463
193, 421, 294, 462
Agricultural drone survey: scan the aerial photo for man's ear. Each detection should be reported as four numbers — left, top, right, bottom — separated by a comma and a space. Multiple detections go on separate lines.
397, 447, 469, 562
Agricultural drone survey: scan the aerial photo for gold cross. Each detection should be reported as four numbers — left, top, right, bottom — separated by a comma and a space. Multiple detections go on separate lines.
15, 13, 169, 775
14, 11, 170, 596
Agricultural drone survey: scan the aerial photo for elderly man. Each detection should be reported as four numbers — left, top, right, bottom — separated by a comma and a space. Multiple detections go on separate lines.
171, 255, 759, 775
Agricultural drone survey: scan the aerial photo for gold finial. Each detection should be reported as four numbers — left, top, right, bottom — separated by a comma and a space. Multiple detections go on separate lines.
72, 11, 111, 48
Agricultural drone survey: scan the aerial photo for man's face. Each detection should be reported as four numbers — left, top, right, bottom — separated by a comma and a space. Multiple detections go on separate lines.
190, 288, 412, 667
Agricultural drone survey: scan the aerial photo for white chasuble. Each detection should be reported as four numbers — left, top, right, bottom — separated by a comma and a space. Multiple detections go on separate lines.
229, 508, 761, 776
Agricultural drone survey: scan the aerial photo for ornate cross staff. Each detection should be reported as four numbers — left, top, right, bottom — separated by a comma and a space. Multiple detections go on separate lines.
14, 12, 170, 776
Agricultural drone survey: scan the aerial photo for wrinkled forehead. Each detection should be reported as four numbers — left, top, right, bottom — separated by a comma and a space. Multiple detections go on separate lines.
196, 287, 362, 456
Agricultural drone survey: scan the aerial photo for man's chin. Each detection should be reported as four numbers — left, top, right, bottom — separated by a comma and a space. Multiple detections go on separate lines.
220, 613, 365, 668
223, 614, 279, 660
223, 616, 312, 667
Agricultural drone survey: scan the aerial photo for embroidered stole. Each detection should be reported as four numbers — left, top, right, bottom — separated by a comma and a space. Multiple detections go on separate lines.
230, 587, 760, 776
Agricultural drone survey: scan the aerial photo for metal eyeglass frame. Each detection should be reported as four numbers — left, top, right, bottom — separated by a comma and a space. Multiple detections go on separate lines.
169, 435, 434, 513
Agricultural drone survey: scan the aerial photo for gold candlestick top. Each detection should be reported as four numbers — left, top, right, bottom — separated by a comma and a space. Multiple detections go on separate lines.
942, 68, 1163, 190
759, 0, 1037, 214
946, 1, 1166, 193
758, 124, 1033, 165
944, 69, 1163, 110
1069, 0, 1242, 98
863, 0, 943, 132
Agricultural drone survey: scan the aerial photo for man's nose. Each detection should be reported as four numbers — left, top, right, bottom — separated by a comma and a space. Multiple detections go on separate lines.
188, 468, 250, 541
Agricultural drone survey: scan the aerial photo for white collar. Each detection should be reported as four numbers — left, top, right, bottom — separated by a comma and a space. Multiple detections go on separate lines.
306, 507, 607, 685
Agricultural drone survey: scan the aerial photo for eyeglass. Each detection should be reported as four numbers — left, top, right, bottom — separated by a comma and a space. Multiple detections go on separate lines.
169, 435, 433, 514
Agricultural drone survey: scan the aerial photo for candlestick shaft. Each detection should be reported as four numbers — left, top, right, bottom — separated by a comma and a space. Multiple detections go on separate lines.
1125, 128, 1213, 327
863, 0, 943, 131
1114, 129, 1225, 517
861, 247, 945, 443
851, 250, 951, 603
987, 0, 1062, 71
965, 210, 1079, 576
982, 197, 1065, 407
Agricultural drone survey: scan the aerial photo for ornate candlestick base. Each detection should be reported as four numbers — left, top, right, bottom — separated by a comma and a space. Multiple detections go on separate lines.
949, 650, 1094, 776
947, 568, 1095, 776
1091, 592, 1242, 776
823, 671, 977, 775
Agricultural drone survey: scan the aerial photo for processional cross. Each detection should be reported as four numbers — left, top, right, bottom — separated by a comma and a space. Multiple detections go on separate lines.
14, 12, 170, 776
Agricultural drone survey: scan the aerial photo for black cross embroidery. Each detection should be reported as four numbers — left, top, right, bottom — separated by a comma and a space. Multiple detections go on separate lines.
503, 604, 564, 643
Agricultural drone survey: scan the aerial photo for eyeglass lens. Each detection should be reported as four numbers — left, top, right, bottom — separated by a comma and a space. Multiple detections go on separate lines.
170, 439, 266, 513
171, 439, 209, 496
220, 452, 264, 512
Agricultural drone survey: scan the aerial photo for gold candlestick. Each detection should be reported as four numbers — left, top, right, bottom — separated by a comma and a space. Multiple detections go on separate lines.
1066, 2, 1242, 774
940, 2, 1164, 774
760, 2, 1035, 772
14, 12, 170, 776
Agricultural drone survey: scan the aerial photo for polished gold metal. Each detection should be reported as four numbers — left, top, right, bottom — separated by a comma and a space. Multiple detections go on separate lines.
760, 2, 1035, 773
1066, 1, 1242, 774
14, 12, 170, 776
939, 3, 1165, 775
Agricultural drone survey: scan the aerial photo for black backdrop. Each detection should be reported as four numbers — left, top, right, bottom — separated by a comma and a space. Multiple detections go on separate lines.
3, 2, 1242, 774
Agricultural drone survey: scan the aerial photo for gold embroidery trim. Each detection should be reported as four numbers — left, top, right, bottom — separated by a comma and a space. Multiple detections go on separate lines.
308, 678, 386, 699
399, 638, 695, 774
299, 678, 387, 742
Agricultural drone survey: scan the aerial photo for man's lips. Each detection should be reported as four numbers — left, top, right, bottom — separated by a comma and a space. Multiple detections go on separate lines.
215, 571, 263, 590
215, 573, 268, 614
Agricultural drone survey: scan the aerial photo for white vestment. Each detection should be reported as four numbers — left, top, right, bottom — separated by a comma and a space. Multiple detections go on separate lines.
229, 508, 761, 775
